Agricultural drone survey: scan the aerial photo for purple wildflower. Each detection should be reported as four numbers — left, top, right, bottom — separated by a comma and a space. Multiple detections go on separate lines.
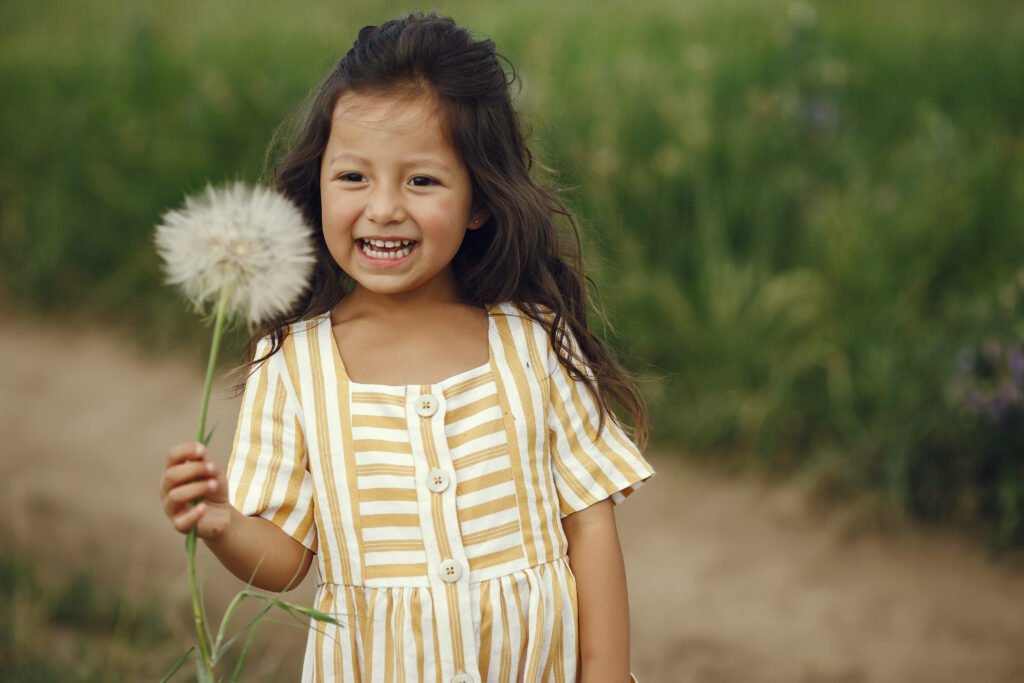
952, 339, 1024, 424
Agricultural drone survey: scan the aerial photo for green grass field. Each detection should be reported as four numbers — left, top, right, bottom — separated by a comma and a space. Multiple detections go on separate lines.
2, 0, 1023, 551
1, 555, 172, 681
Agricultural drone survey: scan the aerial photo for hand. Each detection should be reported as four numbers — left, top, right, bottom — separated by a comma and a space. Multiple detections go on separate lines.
160, 442, 232, 539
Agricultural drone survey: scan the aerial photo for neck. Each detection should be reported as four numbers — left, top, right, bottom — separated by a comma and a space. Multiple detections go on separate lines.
339, 276, 465, 320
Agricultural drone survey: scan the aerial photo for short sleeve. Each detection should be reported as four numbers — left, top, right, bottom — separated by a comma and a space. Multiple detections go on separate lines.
546, 329, 655, 517
227, 337, 317, 551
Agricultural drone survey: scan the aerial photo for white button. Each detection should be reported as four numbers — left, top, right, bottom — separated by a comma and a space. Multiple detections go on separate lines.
451, 674, 475, 683
438, 559, 463, 583
426, 468, 450, 493
415, 394, 438, 417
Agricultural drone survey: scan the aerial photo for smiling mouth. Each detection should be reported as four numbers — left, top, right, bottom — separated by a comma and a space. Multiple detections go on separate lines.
357, 238, 417, 259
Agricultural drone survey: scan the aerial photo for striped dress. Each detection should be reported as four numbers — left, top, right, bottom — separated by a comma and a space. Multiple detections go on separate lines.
227, 302, 655, 682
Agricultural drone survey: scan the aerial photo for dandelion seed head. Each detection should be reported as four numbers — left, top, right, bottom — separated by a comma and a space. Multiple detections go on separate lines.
155, 182, 316, 325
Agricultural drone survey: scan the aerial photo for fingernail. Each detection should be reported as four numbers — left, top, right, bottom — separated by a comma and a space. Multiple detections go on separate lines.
205, 462, 214, 473
196, 444, 206, 455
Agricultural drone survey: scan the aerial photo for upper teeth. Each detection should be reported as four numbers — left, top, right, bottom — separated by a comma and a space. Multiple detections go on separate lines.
364, 239, 414, 248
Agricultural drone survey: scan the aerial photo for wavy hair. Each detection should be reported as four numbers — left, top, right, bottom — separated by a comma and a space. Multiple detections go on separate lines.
247, 12, 648, 447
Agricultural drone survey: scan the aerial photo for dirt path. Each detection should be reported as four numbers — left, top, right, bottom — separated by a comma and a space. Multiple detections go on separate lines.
2, 314, 1023, 682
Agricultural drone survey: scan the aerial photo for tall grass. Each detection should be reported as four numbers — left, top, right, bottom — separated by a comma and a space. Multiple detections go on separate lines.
0, 555, 172, 681
2, 0, 1023, 544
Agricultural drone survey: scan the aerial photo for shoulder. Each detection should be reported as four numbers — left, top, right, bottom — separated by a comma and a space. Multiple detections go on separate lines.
490, 301, 555, 331
490, 301, 553, 342
249, 312, 332, 385
489, 302, 563, 380
284, 312, 332, 344
491, 301, 583, 356
254, 312, 330, 355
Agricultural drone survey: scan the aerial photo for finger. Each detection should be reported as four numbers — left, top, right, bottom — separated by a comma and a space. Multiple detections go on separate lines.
166, 442, 207, 467
205, 460, 229, 487
172, 502, 207, 534
206, 463, 231, 504
161, 460, 214, 496
166, 479, 217, 510
164, 496, 202, 522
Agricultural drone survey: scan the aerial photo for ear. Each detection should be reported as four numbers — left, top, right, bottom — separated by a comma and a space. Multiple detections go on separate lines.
467, 209, 491, 231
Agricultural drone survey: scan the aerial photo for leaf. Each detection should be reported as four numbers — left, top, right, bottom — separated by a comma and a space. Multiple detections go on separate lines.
236, 590, 343, 626
216, 599, 273, 656
160, 646, 196, 683
280, 600, 343, 625
230, 623, 260, 682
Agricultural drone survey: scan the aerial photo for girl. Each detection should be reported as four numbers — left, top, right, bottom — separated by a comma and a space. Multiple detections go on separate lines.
159, 13, 654, 683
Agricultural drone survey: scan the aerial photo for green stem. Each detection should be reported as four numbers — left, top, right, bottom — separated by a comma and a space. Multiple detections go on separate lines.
197, 283, 234, 446
187, 284, 234, 680
213, 590, 250, 657
185, 531, 212, 678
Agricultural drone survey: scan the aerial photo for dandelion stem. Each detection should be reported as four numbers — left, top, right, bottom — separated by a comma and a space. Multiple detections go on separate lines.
187, 283, 234, 679
197, 282, 234, 446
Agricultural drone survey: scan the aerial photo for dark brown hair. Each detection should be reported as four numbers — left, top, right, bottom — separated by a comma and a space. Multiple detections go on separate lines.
249, 12, 648, 447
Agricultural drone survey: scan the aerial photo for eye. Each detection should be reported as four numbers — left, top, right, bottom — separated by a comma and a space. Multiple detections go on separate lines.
409, 175, 438, 187
336, 172, 366, 183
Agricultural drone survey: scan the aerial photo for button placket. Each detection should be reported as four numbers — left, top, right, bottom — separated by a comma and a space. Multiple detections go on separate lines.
407, 385, 479, 676
427, 398, 462, 587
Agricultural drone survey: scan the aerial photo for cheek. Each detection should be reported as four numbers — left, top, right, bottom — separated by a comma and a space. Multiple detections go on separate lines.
320, 229, 344, 269
419, 199, 471, 234
321, 193, 357, 234
320, 201, 355, 262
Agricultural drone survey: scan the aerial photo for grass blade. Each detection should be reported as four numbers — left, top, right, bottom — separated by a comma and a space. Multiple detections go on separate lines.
160, 646, 196, 683
216, 600, 274, 656
230, 622, 260, 683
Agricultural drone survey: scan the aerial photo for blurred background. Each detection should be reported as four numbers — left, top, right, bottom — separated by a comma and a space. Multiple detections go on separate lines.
2, 0, 1023, 680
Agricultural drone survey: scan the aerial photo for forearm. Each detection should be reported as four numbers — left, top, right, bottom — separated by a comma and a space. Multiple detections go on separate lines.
563, 499, 631, 682
203, 506, 312, 592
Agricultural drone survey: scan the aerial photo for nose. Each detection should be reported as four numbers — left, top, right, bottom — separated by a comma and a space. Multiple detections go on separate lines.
364, 183, 406, 224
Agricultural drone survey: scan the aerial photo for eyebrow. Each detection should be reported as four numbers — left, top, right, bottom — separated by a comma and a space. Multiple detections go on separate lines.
326, 152, 453, 173
326, 152, 369, 166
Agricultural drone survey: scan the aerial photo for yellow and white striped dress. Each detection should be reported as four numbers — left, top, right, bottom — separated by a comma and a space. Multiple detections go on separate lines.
227, 302, 655, 682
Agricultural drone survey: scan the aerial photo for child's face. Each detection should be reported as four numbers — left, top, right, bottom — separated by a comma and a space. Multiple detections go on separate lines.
319, 91, 486, 303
